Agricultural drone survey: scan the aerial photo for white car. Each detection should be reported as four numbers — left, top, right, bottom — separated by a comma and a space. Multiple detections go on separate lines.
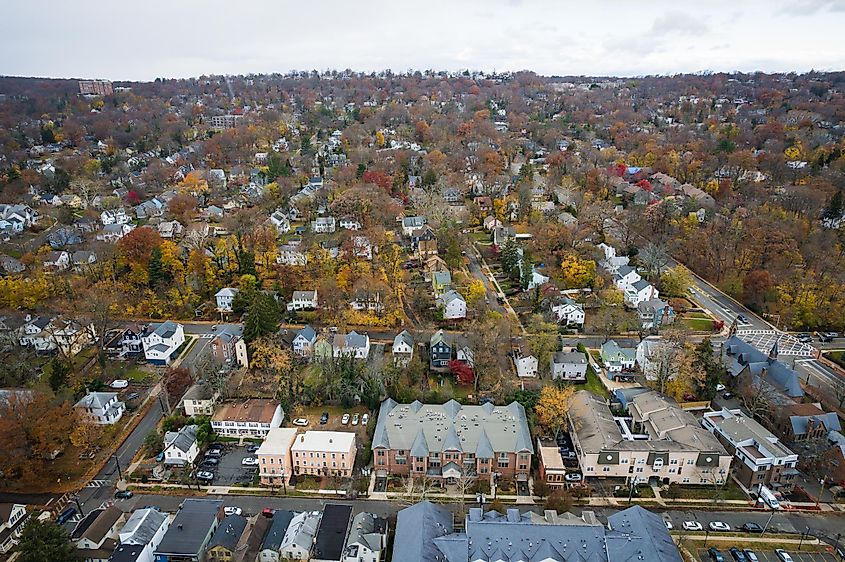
664, 520, 673, 530
292, 418, 309, 426
708, 521, 730, 532
241, 457, 259, 466
224, 507, 242, 516
682, 521, 703, 531
341, 413, 350, 425
196, 471, 214, 481
352, 413, 359, 425
110, 379, 129, 389
715, 383, 726, 392
775, 550, 794, 562
564, 472, 582, 482
362, 413, 369, 425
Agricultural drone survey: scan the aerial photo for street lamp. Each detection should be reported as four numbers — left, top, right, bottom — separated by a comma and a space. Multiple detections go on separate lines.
798, 526, 810, 551
761, 505, 777, 537
703, 529, 710, 548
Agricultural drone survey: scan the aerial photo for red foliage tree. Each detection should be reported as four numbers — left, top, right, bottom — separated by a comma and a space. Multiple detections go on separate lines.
449, 359, 475, 386
126, 190, 141, 205
117, 226, 162, 266
361, 170, 393, 192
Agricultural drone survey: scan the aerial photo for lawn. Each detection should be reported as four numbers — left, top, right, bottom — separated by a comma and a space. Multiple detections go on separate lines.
574, 367, 611, 399
665, 481, 747, 501
471, 231, 492, 244
826, 351, 845, 369
681, 317, 716, 332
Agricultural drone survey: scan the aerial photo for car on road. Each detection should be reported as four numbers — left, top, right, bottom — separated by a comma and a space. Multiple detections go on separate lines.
682, 521, 702, 531
708, 521, 731, 532
742, 550, 759, 562
564, 472, 582, 482
708, 547, 725, 562
114, 490, 133, 499
292, 418, 309, 426
56, 507, 77, 525
728, 547, 748, 562
224, 507, 242, 516
241, 457, 259, 466
362, 413, 369, 425
740, 522, 763, 533
110, 379, 129, 389
196, 471, 214, 481
774, 550, 794, 562
202, 458, 219, 467
341, 413, 350, 425
496, 295, 505, 304
262, 508, 274, 518
722, 391, 735, 400
319, 412, 329, 424
797, 332, 813, 343
352, 413, 359, 425
211, 325, 218, 331
687, 287, 696, 295
736, 314, 749, 324
818, 332, 835, 342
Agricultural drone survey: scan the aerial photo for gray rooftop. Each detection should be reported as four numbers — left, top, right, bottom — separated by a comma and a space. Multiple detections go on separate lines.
164, 424, 198, 456
723, 336, 804, 398
552, 351, 587, 365
119, 508, 168, 546
344, 512, 387, 556
155, 499, 222, 556
207, 514, 246, 552
261, 510, 295, 552
606, 505, 683, 562
372, 399, 533, 456
392, 501, 453, 562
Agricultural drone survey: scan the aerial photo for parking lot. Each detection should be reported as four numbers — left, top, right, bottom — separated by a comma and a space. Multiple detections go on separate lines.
697, 549, 840, 562
199, 442, 258, 486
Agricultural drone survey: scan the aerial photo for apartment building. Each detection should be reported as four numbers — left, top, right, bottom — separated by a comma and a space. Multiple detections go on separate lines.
702, 408, 799, 493
210, 114, 243, 130
371, 399, 534, 484
568, 390, 732, 485
211, 399, 283, 438
291, 431, 357, 478
257, 428, 298, 486
79, 80, 113, 96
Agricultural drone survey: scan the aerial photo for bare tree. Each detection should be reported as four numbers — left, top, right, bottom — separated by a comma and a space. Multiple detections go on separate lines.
639, 243, 670, 280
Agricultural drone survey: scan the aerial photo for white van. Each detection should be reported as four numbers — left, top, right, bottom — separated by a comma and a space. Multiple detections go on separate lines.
759, 485, 781, 510
110, 379, 129, 389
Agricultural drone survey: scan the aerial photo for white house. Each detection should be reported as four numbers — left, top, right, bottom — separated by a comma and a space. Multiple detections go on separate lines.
401, 216, 426, 236
392, 330, 414, 366
551, 298, 585, 327
438, 290, 467, 320
74, 392, 126, 425
598, 243, 629, 274
97, 223, 134, 242
270, 210, 291, 234
550, 350, 588, 382
0, 504, 28, 554
292, 325, 317, 358
163, 424, 199, 467
342, 512, 387, 562
614, 265, 659, 306
311, 217, 336, 233
43, 251, 70, 272
19, 316, 94, 356
157, 220, 183, 239
333, 331, 371, 359
350, 290, 383, 313
287, 290, 318, 311
141, 321, 185, 365
513, 341, 538, 378
339, 217, 363, 230
279, 511, 322, 562
100, 208, 130, 226
277, 244, 308, 266
115, 508, 170, 562
215, 288, 239, 312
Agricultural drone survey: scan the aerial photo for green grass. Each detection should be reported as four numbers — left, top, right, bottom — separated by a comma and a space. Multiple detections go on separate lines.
665, 482, 747, 501
471, 231, 492, 244
574, 367, 611, 399
682, 318, 716, 332
826, 351, 845, 369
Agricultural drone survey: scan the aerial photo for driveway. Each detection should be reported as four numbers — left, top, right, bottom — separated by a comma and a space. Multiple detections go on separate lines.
203, 443, 258, 487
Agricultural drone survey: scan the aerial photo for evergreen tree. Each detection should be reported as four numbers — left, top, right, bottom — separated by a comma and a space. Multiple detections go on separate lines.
17, 520, 77, 562
500, 238, 520, 278
520, 257, 533, 291
823, 189, 843, 221
48, 358, 71, 391
147, 246, 166, 287
243, 293, 279, 342
238, 250, 257, 276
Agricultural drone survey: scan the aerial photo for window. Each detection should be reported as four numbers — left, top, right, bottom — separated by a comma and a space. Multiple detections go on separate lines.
586, 466, 595, 472
602, 466, 611, 472
670, 459, 678, 465
636, 467, 644, 473
377, 450, 385, 457
396, 458, 406, 465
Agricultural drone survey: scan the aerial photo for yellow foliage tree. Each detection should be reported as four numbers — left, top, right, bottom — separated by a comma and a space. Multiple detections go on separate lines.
179, 171, 209, 195
375, 130, 386, 148
464, 279, 486, 304
558, 254, 597, 289
536, 385, 576, 435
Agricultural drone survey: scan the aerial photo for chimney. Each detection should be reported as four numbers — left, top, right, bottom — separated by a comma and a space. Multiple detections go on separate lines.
300, 435, 304, 442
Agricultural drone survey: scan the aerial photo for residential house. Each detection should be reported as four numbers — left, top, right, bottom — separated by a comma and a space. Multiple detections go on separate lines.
411, 226, 437, 259
72, 250, 98, 271
391, 501, 453, 562
154, 499, 223, 562
205, 515, 247, 562
43, 250, 70, 272
101, 208, 130, 226
276, 244, 307, 266
73, 506, 124, 562
278, 511, 321, 561
551, 297, 585, 327
291, 431, 357, 478
141, 321, 185, 365
638, 298, 674, 331
401, 216, 426, 236
429, 330, 452, 370
163, 424, 199, 467
0, 254, 25, 273
211, 399, 284, 438
292, 325, 318, 358
115, 508, 169, 562
550, 350, 588, 382
349, 290, 383, 313
601, 340, 636, 375
181, 384, 219, 417
391, 330, 414, 366
339, 217, 362, 230
0, 504, 28, 554
350, 236, 374, 260
97, 223, 134, 243
492, 226, 515, 247
342, 512, 387, 562
157, 221, 183, 239
482, 215, 502, 231
287, 290, 318, 311
568, 390, 732, 485
75, 392, 126, 425
438, 290, 466, 320
269, 210, 290, 234
636, 337, 665, 381
312, 217, 336, 233
512, 340, 538, 378
210, 328, 248, 368
456, 344, 474, 367
702, 408, 799, 492
47, 226, 82, 249
312, 504, 353, 562
257, 511, 295, 562
104, 326, 143, 358
371, 399, 534, 484
215, 288, 239, 312
443, 186, 462, 203
537, 439, 570, 489
431, 270, 452, 297
257, 427, 299, 486
332, 331, 370, 359
773, 403, 842, 442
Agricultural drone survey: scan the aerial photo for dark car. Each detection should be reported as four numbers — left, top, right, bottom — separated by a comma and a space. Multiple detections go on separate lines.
729, 547, 748, 562
818, 333, 833, 343
722, 391, 735, 400
246, 444, 260, 453
202, 457, 220, 466
708, 547, 725, 562
56, 507, 77, 525
320, 412, 329, 424
125, 392, 140, 401
114, 490, 133, 499
737, 314, 749, 324
740, 522, 763, 533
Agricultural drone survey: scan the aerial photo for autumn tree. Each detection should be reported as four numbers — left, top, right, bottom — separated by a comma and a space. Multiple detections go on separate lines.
448, 359, 475, 386
544, 489, 574, 513
659, 266, 692, 297
250, 335, 297, 407
535, 385, 575, 436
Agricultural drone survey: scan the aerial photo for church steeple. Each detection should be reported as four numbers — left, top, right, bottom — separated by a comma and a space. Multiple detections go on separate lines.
768, 338, 779, 363
729, 317, 738, 338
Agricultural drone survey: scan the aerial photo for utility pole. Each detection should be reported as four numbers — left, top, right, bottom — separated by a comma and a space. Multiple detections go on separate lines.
761, 507, 777, 536
798, 526, 810, 550
73, 496, 85, 518
112, 454, 124, 481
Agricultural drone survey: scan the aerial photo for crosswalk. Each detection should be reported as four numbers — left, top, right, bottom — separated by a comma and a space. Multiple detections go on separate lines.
736, 330, 816, 357
198, 334, 214, 339
84, 479, 112, 488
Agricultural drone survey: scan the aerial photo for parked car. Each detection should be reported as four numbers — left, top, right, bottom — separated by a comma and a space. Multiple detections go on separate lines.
664, 519, 673, 530
126, 392, 140, 401
246, 444, 260, 453
224, 507, 242, 516
722, 391, 735, 400
110, 379, 129, 389
708, 547, 725, 562
292, 418, 309, 426
740, 522, 763, 533
709, 521, 731, 532
56, 507, 77, 525
114, 490, 133, 499
682, 521, 703, 531
202, 458, 219, 467
774, 550, 794, 562
564, 472, 582, 482
362, 413, 369, 425
196, 471, 214, 481
742, 549, 759, 562
715, 383, 725, 392
341, 413, 350, 425
205, 449, 222, 458
155, 452, 165, 462
729, 547, 748, 562
320, 412, 329, 424
241, 457, 259, 466
262, 508, 274, 518
351, 413, 359, 425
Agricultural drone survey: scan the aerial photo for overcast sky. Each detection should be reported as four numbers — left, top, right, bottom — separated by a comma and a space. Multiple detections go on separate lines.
3, 0, 844, 81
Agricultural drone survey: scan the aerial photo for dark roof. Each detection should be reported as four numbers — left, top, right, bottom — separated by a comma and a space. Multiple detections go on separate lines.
80, 506, 122, 544
208, 514, 246, 552
155, 499, 222, 556
109, 543, 144, 562
261, 511, 295, 551
312, 504, 353, 561
72, 508, 104, 540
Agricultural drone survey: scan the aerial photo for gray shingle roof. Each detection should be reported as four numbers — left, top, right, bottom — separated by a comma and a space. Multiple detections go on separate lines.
392, 501, 453, 562
723, 336, 804, 398
607, 505, 683, 562
261, 511, 295, 552
155, 499, 222, 556
164, 424, 198, 455
208, 514, 246, 552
